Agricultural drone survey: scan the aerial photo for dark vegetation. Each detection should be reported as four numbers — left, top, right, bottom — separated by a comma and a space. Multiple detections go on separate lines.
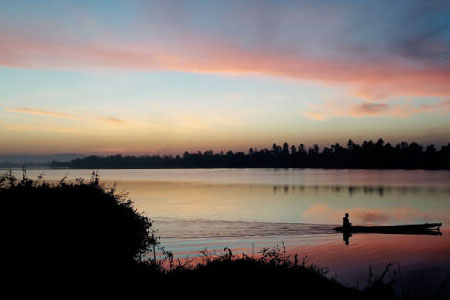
2, 171, 155, 279
50, 139, 449, 169
2, 172, 446, 298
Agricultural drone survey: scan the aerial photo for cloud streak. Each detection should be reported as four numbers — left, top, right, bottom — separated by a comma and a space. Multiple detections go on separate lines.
99, 116, 126, 125
353, 103, 389, 115
7, 107, 80, 120
303, 99, 450, 120
6, 107, 126, 126
0, 24, 447, 100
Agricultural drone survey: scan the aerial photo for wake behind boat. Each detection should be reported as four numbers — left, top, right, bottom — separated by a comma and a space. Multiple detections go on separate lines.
334, 223, 442, 235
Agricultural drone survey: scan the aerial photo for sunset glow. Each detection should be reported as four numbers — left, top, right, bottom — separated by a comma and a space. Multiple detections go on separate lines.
0, 1, 447, 154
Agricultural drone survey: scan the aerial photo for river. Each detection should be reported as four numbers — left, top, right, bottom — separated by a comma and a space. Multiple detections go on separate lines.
7, 168, 449, 297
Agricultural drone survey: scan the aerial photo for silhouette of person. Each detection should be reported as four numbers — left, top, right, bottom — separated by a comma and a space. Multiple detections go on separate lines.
343, 231, 352, 245
342, 213, 352, 245
343, 213, 352, 228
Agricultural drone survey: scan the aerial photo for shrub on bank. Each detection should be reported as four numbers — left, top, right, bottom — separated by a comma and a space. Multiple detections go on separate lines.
1, 171, 155, 278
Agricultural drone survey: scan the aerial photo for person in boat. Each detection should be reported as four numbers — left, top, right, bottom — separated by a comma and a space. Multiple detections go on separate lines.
343, 213, 352, 228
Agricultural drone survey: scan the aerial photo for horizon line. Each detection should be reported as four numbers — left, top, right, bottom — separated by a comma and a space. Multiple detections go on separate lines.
1, 138, 448, 158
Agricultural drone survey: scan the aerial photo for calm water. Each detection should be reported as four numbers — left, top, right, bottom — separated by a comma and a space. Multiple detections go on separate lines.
9, 168, 449, 296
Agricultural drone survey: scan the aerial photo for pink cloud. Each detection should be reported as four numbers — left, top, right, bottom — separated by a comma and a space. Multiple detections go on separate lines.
0, 29, 447, 100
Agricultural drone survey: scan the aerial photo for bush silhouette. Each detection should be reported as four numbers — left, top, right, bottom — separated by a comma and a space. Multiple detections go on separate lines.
1, 171, 155, 280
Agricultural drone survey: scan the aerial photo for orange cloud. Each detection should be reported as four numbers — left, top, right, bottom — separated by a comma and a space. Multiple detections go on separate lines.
6, 107, 126, 126
7, 107, 80, 120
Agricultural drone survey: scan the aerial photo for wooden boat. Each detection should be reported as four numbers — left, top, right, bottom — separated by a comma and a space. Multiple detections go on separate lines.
334, 223, 442, 235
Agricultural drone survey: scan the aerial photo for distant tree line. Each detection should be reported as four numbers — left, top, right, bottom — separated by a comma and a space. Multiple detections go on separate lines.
50, 139, 450, 170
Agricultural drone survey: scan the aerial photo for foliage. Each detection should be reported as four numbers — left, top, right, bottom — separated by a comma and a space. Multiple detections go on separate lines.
1, 170, 156, 278
51, 139, 450, 169
151, 245, 398, 299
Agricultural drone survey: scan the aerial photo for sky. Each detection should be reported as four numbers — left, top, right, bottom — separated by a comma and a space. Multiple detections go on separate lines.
0, 0, 448, 155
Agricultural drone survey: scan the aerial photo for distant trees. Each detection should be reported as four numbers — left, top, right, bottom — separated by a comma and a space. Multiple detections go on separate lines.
50, 139, 450, 170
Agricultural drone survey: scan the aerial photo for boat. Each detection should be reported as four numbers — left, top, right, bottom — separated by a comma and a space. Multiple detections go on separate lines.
334, 223, 442, 235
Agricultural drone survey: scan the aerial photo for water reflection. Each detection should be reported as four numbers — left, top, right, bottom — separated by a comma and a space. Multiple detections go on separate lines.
124, 182, 447, 226
271, 184, 446, 197
343, 232, 352, 245
9, 172, 447, 226
8, 168, 450, 188
289, 229, 449, 298
155, 227, 447, 297
340, 230, 442, 246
